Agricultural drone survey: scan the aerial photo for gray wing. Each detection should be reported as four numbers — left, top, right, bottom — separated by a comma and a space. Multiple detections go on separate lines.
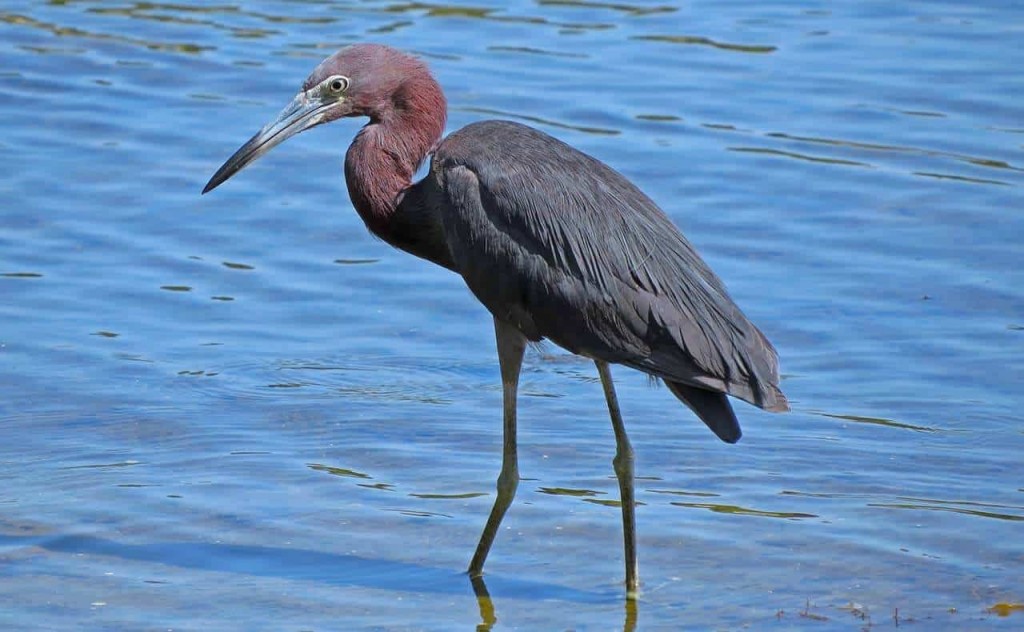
432, 120, 787, 413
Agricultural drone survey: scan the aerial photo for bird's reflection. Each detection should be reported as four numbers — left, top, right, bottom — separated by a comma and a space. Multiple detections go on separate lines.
470, 574, 637, 632
623, 595, 638, 632
470, 575, 497, 631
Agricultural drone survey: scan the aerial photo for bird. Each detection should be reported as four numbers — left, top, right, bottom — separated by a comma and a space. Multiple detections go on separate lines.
203, 43, 788, 598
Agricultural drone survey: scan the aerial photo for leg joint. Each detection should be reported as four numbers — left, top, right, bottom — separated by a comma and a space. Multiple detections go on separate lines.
496, 466, 519, 496
612, 448, 634, 476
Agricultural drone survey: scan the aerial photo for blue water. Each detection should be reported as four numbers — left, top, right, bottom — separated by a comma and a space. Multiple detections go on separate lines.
2, 1, 1022, 630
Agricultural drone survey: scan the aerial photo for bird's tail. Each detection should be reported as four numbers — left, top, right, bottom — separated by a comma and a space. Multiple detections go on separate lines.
762, 385, 790, 413
665, 380, 742, 444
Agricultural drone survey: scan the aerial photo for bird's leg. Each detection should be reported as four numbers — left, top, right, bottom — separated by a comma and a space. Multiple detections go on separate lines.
595, 360, 639, 598
468, 317, 527, 578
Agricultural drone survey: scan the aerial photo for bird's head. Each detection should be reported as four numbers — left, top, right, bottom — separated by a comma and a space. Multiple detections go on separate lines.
202, 43, 439, 194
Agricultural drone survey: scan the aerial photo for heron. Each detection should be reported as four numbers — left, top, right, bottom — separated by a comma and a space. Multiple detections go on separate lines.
203, 43, 788, 597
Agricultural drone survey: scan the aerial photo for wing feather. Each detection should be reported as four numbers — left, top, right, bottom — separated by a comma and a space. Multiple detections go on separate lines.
432, 120, 786, 411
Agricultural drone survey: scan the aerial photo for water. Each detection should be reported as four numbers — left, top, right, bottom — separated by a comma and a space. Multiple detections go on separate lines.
1, 1, 1022, 629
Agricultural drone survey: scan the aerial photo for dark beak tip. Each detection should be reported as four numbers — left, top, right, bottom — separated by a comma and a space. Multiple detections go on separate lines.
202, 169, 229, 195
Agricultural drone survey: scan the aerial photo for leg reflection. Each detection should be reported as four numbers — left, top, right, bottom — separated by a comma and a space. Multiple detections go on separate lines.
470, 574, 497, 631
469, 572, 637, 631
623, 594, 638, 632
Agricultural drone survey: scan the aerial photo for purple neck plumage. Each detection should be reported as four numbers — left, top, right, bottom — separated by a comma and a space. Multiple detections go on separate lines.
344, 66, 447, 238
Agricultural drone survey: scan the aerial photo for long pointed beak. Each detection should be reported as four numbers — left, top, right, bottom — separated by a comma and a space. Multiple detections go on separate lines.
202, 91, 335, 194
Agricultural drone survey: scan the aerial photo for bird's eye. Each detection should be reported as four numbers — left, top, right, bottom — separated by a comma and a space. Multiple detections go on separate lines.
327, 76, 349, 94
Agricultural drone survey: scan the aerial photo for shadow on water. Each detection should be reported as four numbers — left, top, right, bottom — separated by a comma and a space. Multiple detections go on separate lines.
0, 531, 649, 631
1, 532, 606, 605
1, 527, 651, 629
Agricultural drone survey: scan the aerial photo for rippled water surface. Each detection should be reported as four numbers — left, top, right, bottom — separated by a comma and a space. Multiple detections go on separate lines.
2, 1, 1022, 630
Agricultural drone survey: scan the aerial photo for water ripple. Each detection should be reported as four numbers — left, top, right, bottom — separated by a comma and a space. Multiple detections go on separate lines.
372, 2, 615, 31
729, 146, 873, 168
765, 131, 1024, 176
817, 412, 940, 433
459, 106, 620, 136
869, 502, 1023, 522
0, 13, 212, 54
537, 0, 677, 17
487, 45, 587, 59
633, 34, 777, 54
173, 355, 491, 405
669, 502, 818, 520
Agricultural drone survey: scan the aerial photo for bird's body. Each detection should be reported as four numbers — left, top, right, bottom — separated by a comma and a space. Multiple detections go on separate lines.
396, 119, 787, 441
204, 43, 788, 597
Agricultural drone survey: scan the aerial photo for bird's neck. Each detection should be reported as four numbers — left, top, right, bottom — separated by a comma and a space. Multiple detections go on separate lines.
344, 85, 446, 239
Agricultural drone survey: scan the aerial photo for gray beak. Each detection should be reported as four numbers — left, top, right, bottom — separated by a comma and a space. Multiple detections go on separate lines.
202, 90, 333, 194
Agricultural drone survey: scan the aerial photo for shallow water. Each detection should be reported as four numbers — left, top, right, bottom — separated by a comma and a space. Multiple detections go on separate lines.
1, 1, 1022, 630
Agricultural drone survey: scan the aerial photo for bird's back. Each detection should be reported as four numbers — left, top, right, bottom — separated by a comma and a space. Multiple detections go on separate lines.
427, 120, 787, 416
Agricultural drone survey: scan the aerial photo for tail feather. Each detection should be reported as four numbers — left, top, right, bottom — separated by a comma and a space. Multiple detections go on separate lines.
665, 380, 742, 444
764, 385, 790, 413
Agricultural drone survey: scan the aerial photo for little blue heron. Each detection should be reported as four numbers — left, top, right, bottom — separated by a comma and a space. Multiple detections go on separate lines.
203, 43, 788, 597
